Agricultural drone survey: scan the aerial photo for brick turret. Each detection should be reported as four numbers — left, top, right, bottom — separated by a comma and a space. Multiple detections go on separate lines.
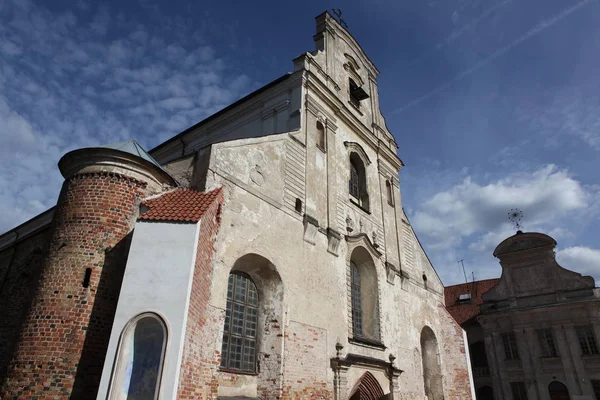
0, 143, 175, 398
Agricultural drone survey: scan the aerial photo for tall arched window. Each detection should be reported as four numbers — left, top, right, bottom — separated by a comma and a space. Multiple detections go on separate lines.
350, 262, 363, 336
110, 313, 167, 400
349, 247, 380, 342
349, 152, 369, 211
221, 272, 258, 372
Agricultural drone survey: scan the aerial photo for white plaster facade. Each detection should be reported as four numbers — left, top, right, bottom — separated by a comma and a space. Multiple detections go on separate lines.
97, 221, 201, 400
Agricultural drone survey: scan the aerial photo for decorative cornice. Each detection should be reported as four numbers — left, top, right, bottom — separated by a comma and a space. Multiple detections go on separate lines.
345, 233, 382, 259
344, 142, 371, 165
377, 158, 398, 178
305, 93, 337, 123
59, 148, 176, 190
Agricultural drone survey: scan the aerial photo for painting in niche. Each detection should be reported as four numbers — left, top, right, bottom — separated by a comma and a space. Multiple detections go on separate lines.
117, 317, 165, 400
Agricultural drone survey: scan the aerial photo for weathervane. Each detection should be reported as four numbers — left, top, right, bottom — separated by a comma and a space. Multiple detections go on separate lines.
508, 208, 523, 231
332, 9, 349, 29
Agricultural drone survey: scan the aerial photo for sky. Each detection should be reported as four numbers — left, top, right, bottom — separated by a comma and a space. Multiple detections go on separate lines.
1, 0, 599, 286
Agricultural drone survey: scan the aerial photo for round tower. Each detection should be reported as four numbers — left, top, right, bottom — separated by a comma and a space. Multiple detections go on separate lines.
0, 143, 175, 399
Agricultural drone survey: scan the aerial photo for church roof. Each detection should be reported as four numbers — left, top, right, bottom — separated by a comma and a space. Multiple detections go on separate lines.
139, 187, 222, 223
100, 140, 163, 169
444, 278, 500, 325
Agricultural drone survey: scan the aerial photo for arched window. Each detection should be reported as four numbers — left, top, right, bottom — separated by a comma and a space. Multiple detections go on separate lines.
316, 121, 326, 150
221, 272, 258, 372
349, 152, 369, 211
349, 247, 380, 342
350, 262, 363, 336
110, 313, 167, 400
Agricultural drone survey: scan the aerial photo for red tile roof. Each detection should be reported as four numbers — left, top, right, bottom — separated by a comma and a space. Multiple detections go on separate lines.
139, 187, 222, 223
444, 278, 500, 325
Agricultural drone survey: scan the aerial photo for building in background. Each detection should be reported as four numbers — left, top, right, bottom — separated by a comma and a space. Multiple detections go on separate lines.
0, 12, 472, 400
446, 231, 600, 400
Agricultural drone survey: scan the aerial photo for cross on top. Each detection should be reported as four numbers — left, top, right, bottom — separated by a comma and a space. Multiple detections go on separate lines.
332, 9, 349, 29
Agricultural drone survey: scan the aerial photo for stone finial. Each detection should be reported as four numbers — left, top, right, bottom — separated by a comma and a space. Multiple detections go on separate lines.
389, 353, 396, 366
335, 342, 344, 358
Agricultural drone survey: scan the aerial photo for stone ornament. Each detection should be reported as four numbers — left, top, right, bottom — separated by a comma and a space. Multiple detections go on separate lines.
345, 215, 354, 233
250, 165, 265, 186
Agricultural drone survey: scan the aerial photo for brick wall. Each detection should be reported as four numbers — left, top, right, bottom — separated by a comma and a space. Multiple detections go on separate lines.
0, 172, 146, 399
438, 304, 472, 400
0, 228, 52, 383
176, 191, 223, 400
282, 321, 331, 400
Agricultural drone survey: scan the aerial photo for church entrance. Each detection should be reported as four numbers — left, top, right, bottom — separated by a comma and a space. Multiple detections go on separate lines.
548, 381, 570, 400
348, 371, 387, 400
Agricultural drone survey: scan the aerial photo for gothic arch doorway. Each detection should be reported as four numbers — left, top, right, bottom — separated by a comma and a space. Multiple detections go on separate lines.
348, 371, 386, 400
548, 381, 570, 400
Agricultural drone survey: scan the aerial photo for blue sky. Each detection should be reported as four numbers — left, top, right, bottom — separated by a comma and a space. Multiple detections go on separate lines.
1, 0, 599, 286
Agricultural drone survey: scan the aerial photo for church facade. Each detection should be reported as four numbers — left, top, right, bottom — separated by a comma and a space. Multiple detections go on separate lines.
0, 12, 472, 399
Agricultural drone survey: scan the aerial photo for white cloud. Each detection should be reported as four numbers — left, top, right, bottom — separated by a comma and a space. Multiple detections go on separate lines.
556, 246, 600, 285
412, 164, 589, 250
0, 1, 255, 234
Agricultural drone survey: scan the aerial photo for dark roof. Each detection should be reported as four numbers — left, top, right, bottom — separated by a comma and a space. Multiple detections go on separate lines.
444, 278, 500, 325
100, 140, 163, 169
139, 187, 222, 223
149, 74, 291, 155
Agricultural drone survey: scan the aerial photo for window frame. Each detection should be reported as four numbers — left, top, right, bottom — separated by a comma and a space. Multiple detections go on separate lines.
348, 152, 369, 212
575, 325, 599, 355
350, 262, 363, 338
220, 272, 259, 374
502, 332, 520, 360
109, 313, 167, 400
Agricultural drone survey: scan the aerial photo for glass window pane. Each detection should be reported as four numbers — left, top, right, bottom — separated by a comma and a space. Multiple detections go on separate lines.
245, 307, 257, 337
221, 273, 258, 372
232, 303, 245, 335
227, 274, 234, 300
112, 316, 165, 400
247, 283, 258, 307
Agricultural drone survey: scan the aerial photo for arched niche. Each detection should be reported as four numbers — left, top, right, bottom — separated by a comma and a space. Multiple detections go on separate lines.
548, 381, 570, 400
420, 326, 444, 400
109, 313, 167, 400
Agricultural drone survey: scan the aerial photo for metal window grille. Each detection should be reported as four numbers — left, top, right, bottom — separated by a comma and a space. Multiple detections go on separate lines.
537, 328, 558, 357
502, 332, 520, 360
350, 262, 363, 337
510, 382, 528, 400
591, 379, 600, 400
349, 162, 360, 199
576, 325, 599, 355
220, 273, 258, 372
